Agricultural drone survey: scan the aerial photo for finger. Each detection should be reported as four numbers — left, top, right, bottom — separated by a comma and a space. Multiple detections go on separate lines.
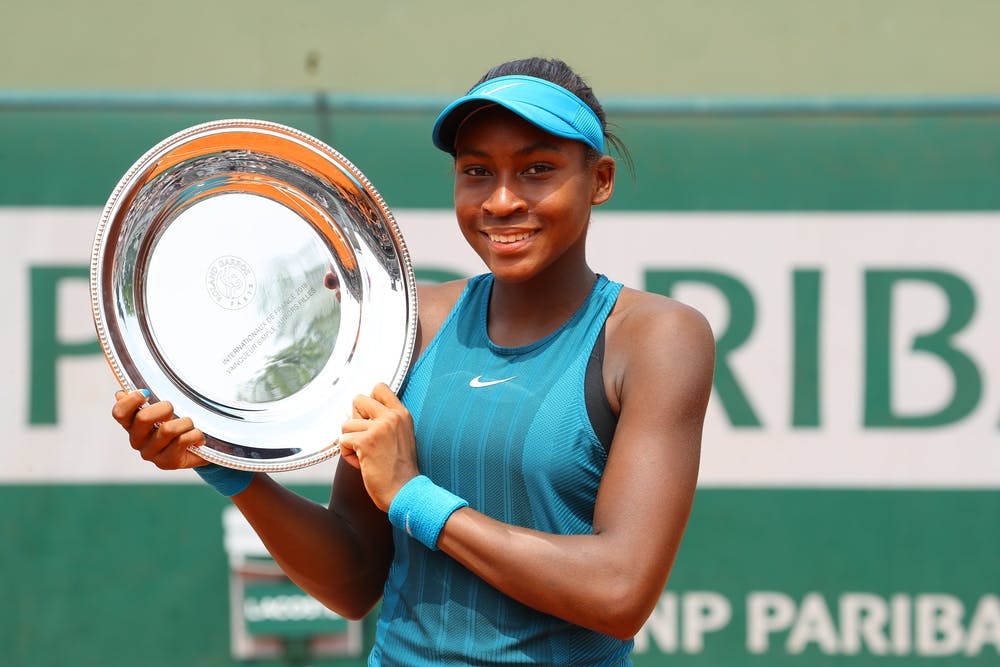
129, 402, 177, 449
176, 450, 213, 469
150, 429, 208, 470
153, 416, 197, 443
136, 418, 203, 467
360, 386, 411, 432
341, 416, 374, 434
135, 431, 172, 465
111, 390, 151, 430
370, 382, 404, 408
175, 427, 207, 451
146, 436, 204, 470
340, 453, 361, 470
352, 393, 388, 420
338, 436, 361, 470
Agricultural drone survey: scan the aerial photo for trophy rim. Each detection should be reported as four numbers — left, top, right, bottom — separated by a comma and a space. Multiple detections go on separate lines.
91, 118, 419, 471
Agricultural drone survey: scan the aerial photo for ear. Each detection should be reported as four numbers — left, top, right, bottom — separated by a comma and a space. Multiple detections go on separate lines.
590, 155, 616, 206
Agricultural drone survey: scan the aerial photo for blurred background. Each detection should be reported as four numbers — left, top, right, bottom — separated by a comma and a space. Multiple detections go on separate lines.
2, 1, 998, 665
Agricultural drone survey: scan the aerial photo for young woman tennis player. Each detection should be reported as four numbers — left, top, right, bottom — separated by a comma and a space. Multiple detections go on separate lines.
113, 57, 715, 666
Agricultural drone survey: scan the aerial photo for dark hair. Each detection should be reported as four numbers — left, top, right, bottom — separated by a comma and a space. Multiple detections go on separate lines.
475, 57, 634, 175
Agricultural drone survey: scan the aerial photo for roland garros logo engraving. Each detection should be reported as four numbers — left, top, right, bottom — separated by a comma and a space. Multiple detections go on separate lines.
206, 255, 256, 310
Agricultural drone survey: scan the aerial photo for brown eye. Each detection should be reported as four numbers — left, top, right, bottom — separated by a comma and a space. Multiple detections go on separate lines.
524, 164, 554, 176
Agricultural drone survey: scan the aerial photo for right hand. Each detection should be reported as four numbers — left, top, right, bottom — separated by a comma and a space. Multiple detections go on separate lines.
339, 383, 420, 512
111, 390, 208, 470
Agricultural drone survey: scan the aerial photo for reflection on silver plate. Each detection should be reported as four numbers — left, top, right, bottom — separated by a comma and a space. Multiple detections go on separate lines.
91, 119, 418, 471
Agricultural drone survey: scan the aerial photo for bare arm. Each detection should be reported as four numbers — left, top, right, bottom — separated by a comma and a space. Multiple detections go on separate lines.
231, 461, 393, 619
238, 281, 468, 612
108, 282, 466, 619
111, 391, 392, 620
432, 295, 714, 638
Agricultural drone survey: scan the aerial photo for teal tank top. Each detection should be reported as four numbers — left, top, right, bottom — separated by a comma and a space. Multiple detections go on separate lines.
369, 273, 631, 666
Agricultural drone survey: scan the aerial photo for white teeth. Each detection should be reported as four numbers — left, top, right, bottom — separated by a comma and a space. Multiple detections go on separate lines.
488, 231, 532, 243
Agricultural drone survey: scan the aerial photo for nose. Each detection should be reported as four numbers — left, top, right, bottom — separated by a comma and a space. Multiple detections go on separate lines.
482, 179, 527, 218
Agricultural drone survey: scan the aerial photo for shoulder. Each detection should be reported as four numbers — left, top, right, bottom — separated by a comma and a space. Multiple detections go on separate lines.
605, 287, 716, 403
608, 287, 715, 354
413, 279, 470, 356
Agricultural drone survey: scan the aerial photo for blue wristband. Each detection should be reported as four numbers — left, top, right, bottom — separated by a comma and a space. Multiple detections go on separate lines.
194, 463, 255, 497
388, 475, 468, 550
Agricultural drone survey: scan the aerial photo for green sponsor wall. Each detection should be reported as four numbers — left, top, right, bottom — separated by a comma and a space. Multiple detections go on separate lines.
3, 95, 999, 665
4, 485, 999, 665
3, 93, 1000, 210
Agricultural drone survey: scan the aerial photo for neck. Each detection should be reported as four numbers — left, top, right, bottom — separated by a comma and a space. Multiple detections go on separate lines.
486, 262, 598, 348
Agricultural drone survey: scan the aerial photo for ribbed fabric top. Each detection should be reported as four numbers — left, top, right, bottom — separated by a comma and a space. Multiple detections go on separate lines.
369, 273, 631, 666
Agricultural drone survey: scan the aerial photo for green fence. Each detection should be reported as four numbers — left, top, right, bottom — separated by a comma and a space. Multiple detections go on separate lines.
3, 92, 1000, 209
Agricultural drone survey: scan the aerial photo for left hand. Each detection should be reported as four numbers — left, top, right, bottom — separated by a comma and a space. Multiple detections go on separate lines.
339, 383, 420, 512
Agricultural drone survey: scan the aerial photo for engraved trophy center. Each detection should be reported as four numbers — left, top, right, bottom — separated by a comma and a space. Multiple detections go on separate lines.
206, 256, 257, 310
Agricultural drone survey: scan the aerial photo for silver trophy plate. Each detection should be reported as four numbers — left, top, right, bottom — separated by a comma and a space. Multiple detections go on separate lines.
91, 119, 418, 471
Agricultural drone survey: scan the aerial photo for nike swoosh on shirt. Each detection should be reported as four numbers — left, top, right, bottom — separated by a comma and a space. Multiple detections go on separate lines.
469, 375, 517, 388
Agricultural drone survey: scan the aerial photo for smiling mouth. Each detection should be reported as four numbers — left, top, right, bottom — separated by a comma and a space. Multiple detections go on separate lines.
487, 231, 535, 243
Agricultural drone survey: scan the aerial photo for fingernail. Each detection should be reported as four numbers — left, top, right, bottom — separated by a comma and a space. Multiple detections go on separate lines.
139, 389, 151, 398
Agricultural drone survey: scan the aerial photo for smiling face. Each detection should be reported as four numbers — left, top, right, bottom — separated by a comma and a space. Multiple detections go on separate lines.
452, 106, 614, 285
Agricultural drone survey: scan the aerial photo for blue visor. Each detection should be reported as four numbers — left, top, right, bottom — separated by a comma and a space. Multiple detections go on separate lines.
432, 75, 605, 155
